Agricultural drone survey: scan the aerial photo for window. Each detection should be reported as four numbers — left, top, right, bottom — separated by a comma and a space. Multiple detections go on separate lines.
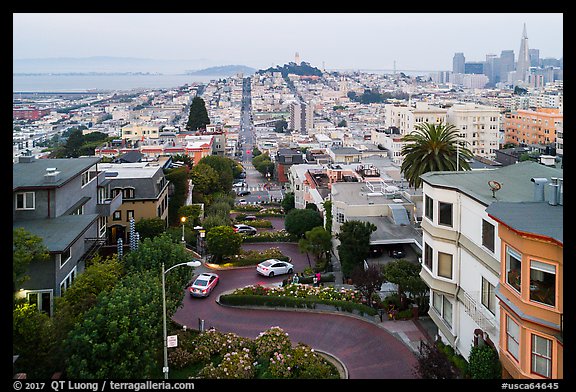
112, 188, 122, 197
123, 188, 135, 199
438, 202, 453, 226
16, 192, 35, 210
437, 252, 453, 279
425, 195, 434, 221
531, 334, 552, 378
98, 216, 107, 238
432, 292, 442, 313
113, 211, 122, 221
482, 219, 495, 252
506, 246, 522, 293
27, 291, 52, 316
442, 296, 453, 327
127, 210, 135, 222
530, 260, 556, 307
59, 247, 72, 268
506, 315, 520, 360
424, 243, 433, 270
482, 277, 496, 315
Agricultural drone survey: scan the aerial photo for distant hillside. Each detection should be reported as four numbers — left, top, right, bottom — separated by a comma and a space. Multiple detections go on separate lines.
185, 65, 256, 76
257, 62, 323, 77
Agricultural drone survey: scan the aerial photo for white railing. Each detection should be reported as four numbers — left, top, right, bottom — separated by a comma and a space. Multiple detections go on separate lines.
461, 291, 496, 332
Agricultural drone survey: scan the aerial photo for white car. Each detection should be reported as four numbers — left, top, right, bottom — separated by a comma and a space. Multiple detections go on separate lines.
233, 224, 257, 235
256, 259, 294, 277
189, 273, 219, 298
233, 181, 246, 187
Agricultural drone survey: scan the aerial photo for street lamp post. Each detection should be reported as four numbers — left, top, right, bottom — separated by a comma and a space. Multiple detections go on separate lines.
180, 216, 187, 245
162, 260, 201, 379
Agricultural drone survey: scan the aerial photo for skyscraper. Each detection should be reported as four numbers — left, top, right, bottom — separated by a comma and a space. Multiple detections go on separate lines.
453, 52, 465, 74
516, 23, 530, 82
500, 50, 515, 83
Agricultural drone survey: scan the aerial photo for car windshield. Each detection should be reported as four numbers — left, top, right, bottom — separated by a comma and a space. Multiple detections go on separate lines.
194, 279, 209, 287
261, 261, 273, 267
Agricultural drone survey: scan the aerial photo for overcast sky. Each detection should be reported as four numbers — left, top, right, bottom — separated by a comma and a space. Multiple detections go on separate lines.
13, 13, 563, 71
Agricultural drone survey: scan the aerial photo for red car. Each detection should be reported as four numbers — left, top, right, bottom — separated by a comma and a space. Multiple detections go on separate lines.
189, 273, 219, 298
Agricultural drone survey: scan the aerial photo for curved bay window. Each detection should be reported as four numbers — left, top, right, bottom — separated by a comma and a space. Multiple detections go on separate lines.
529, 260, 556, 307
506, 246, 522, 293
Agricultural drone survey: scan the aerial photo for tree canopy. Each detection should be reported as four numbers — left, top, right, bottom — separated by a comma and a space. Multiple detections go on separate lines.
336, 220, 376, 278
284, 208, 323, 239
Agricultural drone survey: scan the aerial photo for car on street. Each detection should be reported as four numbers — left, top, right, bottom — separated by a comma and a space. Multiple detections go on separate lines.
189, 273, 219, 298
233, 224, 257, 235
237, 190, 251, 196
233, 181, 246, 187
256, 259, 294, 277
243, 215, 257, 221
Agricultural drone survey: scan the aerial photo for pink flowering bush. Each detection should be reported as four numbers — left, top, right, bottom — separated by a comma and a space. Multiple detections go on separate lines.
254, 326, 293, 357
196, 347, 256, 379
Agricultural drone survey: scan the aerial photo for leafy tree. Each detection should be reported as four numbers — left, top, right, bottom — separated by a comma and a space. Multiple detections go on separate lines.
322, 199, 333, 234
351, 264, 384, 307
165, 166, 190, 226
401, 122, 473, 188
201, 214, 232, 231
468, 343, 501, 379
413, 341, 458, 379
298, 226, 332, 271
186, 96, 210, 131
65, 270, 165, 378
336, 220, 376, 278
198, 155, 235, 193
177, 204, 203, 228
381, 258, 428, 311
284, 208, 323, 239
252, 152, 274, 178
13, 227, 49, 292
205, 226, 242, 263
281, 192, 295, 213
251, 146, 262, 157
172, 153, 193, 169
13, 303, 56, 378
190, 162, 220, 197
135, 217, 167, 240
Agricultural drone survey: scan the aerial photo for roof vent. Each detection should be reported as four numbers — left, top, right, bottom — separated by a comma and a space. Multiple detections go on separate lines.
530, 178, 548, 202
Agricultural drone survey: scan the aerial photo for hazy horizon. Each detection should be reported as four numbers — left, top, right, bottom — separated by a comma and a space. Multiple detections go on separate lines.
13, 13, 563, 73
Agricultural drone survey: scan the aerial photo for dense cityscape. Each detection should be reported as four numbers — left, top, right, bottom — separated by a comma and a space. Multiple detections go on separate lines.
12, 21, 564, 383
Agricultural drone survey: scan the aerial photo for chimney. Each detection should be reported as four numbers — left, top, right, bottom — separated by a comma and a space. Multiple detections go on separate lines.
44, 167, 60, 183
531, 177, 548, 201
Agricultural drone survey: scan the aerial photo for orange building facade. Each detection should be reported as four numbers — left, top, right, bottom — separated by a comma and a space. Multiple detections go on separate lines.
503, 108, 562, 147
488, 205, 563, 379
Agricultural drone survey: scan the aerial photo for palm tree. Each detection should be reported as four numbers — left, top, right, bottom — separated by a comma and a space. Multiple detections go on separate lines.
400, 122, 473, 188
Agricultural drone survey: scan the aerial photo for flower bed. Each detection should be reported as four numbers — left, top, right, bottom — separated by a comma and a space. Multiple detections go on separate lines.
220, 283, 378, 317
168, 326, 340, 379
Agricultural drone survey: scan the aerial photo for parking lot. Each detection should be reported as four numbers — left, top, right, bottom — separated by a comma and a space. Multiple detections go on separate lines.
366, 242, 421, 267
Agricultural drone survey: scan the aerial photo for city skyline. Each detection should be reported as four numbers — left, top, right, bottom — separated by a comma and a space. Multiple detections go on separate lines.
13, 13, 563, 73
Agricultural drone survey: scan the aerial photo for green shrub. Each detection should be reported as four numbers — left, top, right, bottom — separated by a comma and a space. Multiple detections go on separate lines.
468, 343, 501, 379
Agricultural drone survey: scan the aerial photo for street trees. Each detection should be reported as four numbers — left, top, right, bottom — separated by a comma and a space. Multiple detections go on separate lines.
336, 220, 376, 278
13, 227, 49, 292
381, 258, 429, 311
351, 264, 385, 308
298, 226, 332, 271
284, 208, 323, 239
205, 225, 242, 263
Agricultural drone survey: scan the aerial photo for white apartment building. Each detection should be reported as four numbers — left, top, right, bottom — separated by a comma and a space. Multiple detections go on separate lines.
446, 103, 500, 159
419, 161, 563, 360
380, 102, 448, 164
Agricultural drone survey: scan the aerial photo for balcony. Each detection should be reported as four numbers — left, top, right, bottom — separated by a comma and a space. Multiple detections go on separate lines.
97, 192, 123, 216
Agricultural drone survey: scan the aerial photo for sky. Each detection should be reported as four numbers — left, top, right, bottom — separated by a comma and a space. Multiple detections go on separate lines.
13, 13, 563, 72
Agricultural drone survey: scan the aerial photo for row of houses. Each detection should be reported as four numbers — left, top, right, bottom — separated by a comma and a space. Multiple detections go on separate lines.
286, 157, 563, 379
13, 153, 172, 316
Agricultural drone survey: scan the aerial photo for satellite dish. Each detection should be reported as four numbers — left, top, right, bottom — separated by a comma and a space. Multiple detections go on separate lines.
488, 180, 502, 198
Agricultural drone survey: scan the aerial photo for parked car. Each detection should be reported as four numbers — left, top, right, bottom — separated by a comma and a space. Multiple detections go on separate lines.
256, 259, 294, 277
237, 190, 251, 196
243, 215, 257, 221
233, 224, 257, 235
388, 245, 406, 259
236, 199, 248, 205
189, 273, 219, 298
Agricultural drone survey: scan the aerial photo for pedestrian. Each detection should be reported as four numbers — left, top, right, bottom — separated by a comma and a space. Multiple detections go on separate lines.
292, 274, 299, 284
315, 272, 321, 283
312, 276, 318, 287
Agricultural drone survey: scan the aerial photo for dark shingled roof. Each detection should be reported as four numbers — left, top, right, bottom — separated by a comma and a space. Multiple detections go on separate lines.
486, 201, 563, 244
